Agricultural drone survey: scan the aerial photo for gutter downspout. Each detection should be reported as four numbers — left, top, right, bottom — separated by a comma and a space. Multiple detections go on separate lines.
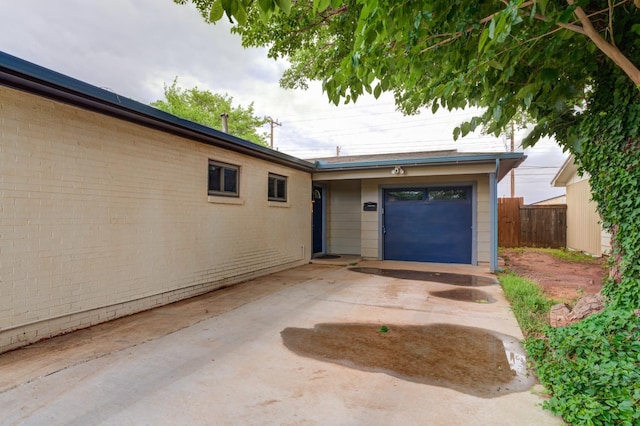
490, 159, 500, 273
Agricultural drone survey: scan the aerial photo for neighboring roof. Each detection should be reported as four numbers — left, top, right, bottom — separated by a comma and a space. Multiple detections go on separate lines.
530, 194, 566, 205
312, 150, 526, 181
0, 51, 315, 172
551, 155, 579, 187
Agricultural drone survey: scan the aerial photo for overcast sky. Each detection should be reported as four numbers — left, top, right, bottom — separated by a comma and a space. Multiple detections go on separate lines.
0, 0, 568, 203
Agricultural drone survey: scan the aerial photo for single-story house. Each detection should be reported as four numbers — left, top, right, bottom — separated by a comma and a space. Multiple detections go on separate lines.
551, 155, 610, 256
0, 51, 524, 353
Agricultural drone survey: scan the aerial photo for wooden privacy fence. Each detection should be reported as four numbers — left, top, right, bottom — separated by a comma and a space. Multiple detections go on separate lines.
498, 197, 567, 248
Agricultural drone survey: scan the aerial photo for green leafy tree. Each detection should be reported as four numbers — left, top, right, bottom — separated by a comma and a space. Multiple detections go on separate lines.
176, 1, 640, 421
151, 79, 269, 146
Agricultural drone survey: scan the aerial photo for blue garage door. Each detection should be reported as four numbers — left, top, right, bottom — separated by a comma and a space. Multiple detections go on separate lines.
383, 187, 472, 263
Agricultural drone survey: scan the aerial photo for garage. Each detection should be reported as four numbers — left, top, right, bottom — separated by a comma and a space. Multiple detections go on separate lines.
383, 186, 472, 263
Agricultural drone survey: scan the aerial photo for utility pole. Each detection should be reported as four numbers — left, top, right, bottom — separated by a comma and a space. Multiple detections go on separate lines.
336, 146, 341, 156
510, 122, 515, 198
267, 117, 281, 149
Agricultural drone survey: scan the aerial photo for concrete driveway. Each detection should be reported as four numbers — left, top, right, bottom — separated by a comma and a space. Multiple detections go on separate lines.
0, 261, 562, 425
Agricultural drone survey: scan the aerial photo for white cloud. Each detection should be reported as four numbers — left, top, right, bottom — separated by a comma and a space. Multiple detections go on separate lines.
0, 0, 567, 202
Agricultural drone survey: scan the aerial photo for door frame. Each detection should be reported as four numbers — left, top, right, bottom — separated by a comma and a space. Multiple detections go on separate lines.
311, 183, 326, 256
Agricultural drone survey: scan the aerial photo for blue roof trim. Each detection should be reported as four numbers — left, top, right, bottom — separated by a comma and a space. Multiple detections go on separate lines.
314, 152, 525, 170
0, 51, 314, 172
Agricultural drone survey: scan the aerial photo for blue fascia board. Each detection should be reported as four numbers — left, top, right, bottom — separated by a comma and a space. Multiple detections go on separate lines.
0, 51, 315, 172
315, 152, 525, 170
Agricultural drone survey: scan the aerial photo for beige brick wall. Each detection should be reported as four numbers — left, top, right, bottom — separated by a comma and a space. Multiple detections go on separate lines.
0, 86, 311, 353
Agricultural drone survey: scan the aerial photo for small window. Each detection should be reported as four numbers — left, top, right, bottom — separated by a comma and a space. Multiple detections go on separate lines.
387, 189, 425, 202
209, 160, 239, 197
268, 173, 287, 202
428, 188, 467, 201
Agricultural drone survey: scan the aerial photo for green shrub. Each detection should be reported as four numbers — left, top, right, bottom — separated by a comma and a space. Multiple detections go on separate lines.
525, 309, 640, 425
500, 271, 640, 424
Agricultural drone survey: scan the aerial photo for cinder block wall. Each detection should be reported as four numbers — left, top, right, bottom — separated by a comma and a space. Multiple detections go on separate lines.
0, 86, 311, 353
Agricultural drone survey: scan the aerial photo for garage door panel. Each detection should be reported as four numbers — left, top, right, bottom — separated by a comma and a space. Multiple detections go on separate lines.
384, 187, 472, 263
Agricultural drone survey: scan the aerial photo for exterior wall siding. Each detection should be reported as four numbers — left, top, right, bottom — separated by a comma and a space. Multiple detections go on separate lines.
359, 175, 490, 264
326, 180, 361, 255
0, 86, 311, 352
566, 178, 603, 256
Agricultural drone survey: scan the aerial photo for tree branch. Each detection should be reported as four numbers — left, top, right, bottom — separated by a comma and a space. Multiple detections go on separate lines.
567, 0, 640, 86
608, 0, 616, 46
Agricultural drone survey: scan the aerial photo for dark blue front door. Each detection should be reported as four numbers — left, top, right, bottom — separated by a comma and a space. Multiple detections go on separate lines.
383, 187, 472, 263
312, 185, 323, 254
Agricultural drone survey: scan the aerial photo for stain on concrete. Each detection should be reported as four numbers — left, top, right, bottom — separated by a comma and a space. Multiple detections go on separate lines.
281, 323, 535, 398
430, 288, 496, 303
349, 267, 497, 287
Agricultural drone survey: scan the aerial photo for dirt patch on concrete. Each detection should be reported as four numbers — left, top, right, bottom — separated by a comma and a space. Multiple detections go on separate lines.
500, 248, 607, 301
350, 267, 497, 286
282, 323, 535, 398
0, 264, 341, 393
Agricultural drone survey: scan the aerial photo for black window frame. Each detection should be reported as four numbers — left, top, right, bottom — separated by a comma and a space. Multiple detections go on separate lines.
268, 173, 287, 202
208, 160, 239, 197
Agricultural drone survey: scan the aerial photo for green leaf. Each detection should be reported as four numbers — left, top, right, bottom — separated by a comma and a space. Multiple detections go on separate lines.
275, 0, 291, 14
488, 18, 496, 39
258, 0, 274, 13
315, 0, 331, 13
234, 2, 247, 25
558, 6, 576, 24
493, 105, 502, 122
373, 84, 382, 99
453, 127, 461, 141
538, 0, 548, 14
478, 28, 490, 53
488, 60, 503, 70
209, 0, 224, 22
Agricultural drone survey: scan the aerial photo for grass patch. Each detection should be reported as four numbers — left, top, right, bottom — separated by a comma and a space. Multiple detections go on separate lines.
499, 246, 601, 264
536, 247, 600, 263
498, 272, 555, 336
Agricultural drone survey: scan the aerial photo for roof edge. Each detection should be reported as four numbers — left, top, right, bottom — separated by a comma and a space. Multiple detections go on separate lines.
551, 154, 578, 187
0, 51, 315, 172
314, 152, 525, 171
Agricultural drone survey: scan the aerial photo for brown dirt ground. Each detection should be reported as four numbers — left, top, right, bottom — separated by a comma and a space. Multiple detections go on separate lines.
500, 248, 608, 301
